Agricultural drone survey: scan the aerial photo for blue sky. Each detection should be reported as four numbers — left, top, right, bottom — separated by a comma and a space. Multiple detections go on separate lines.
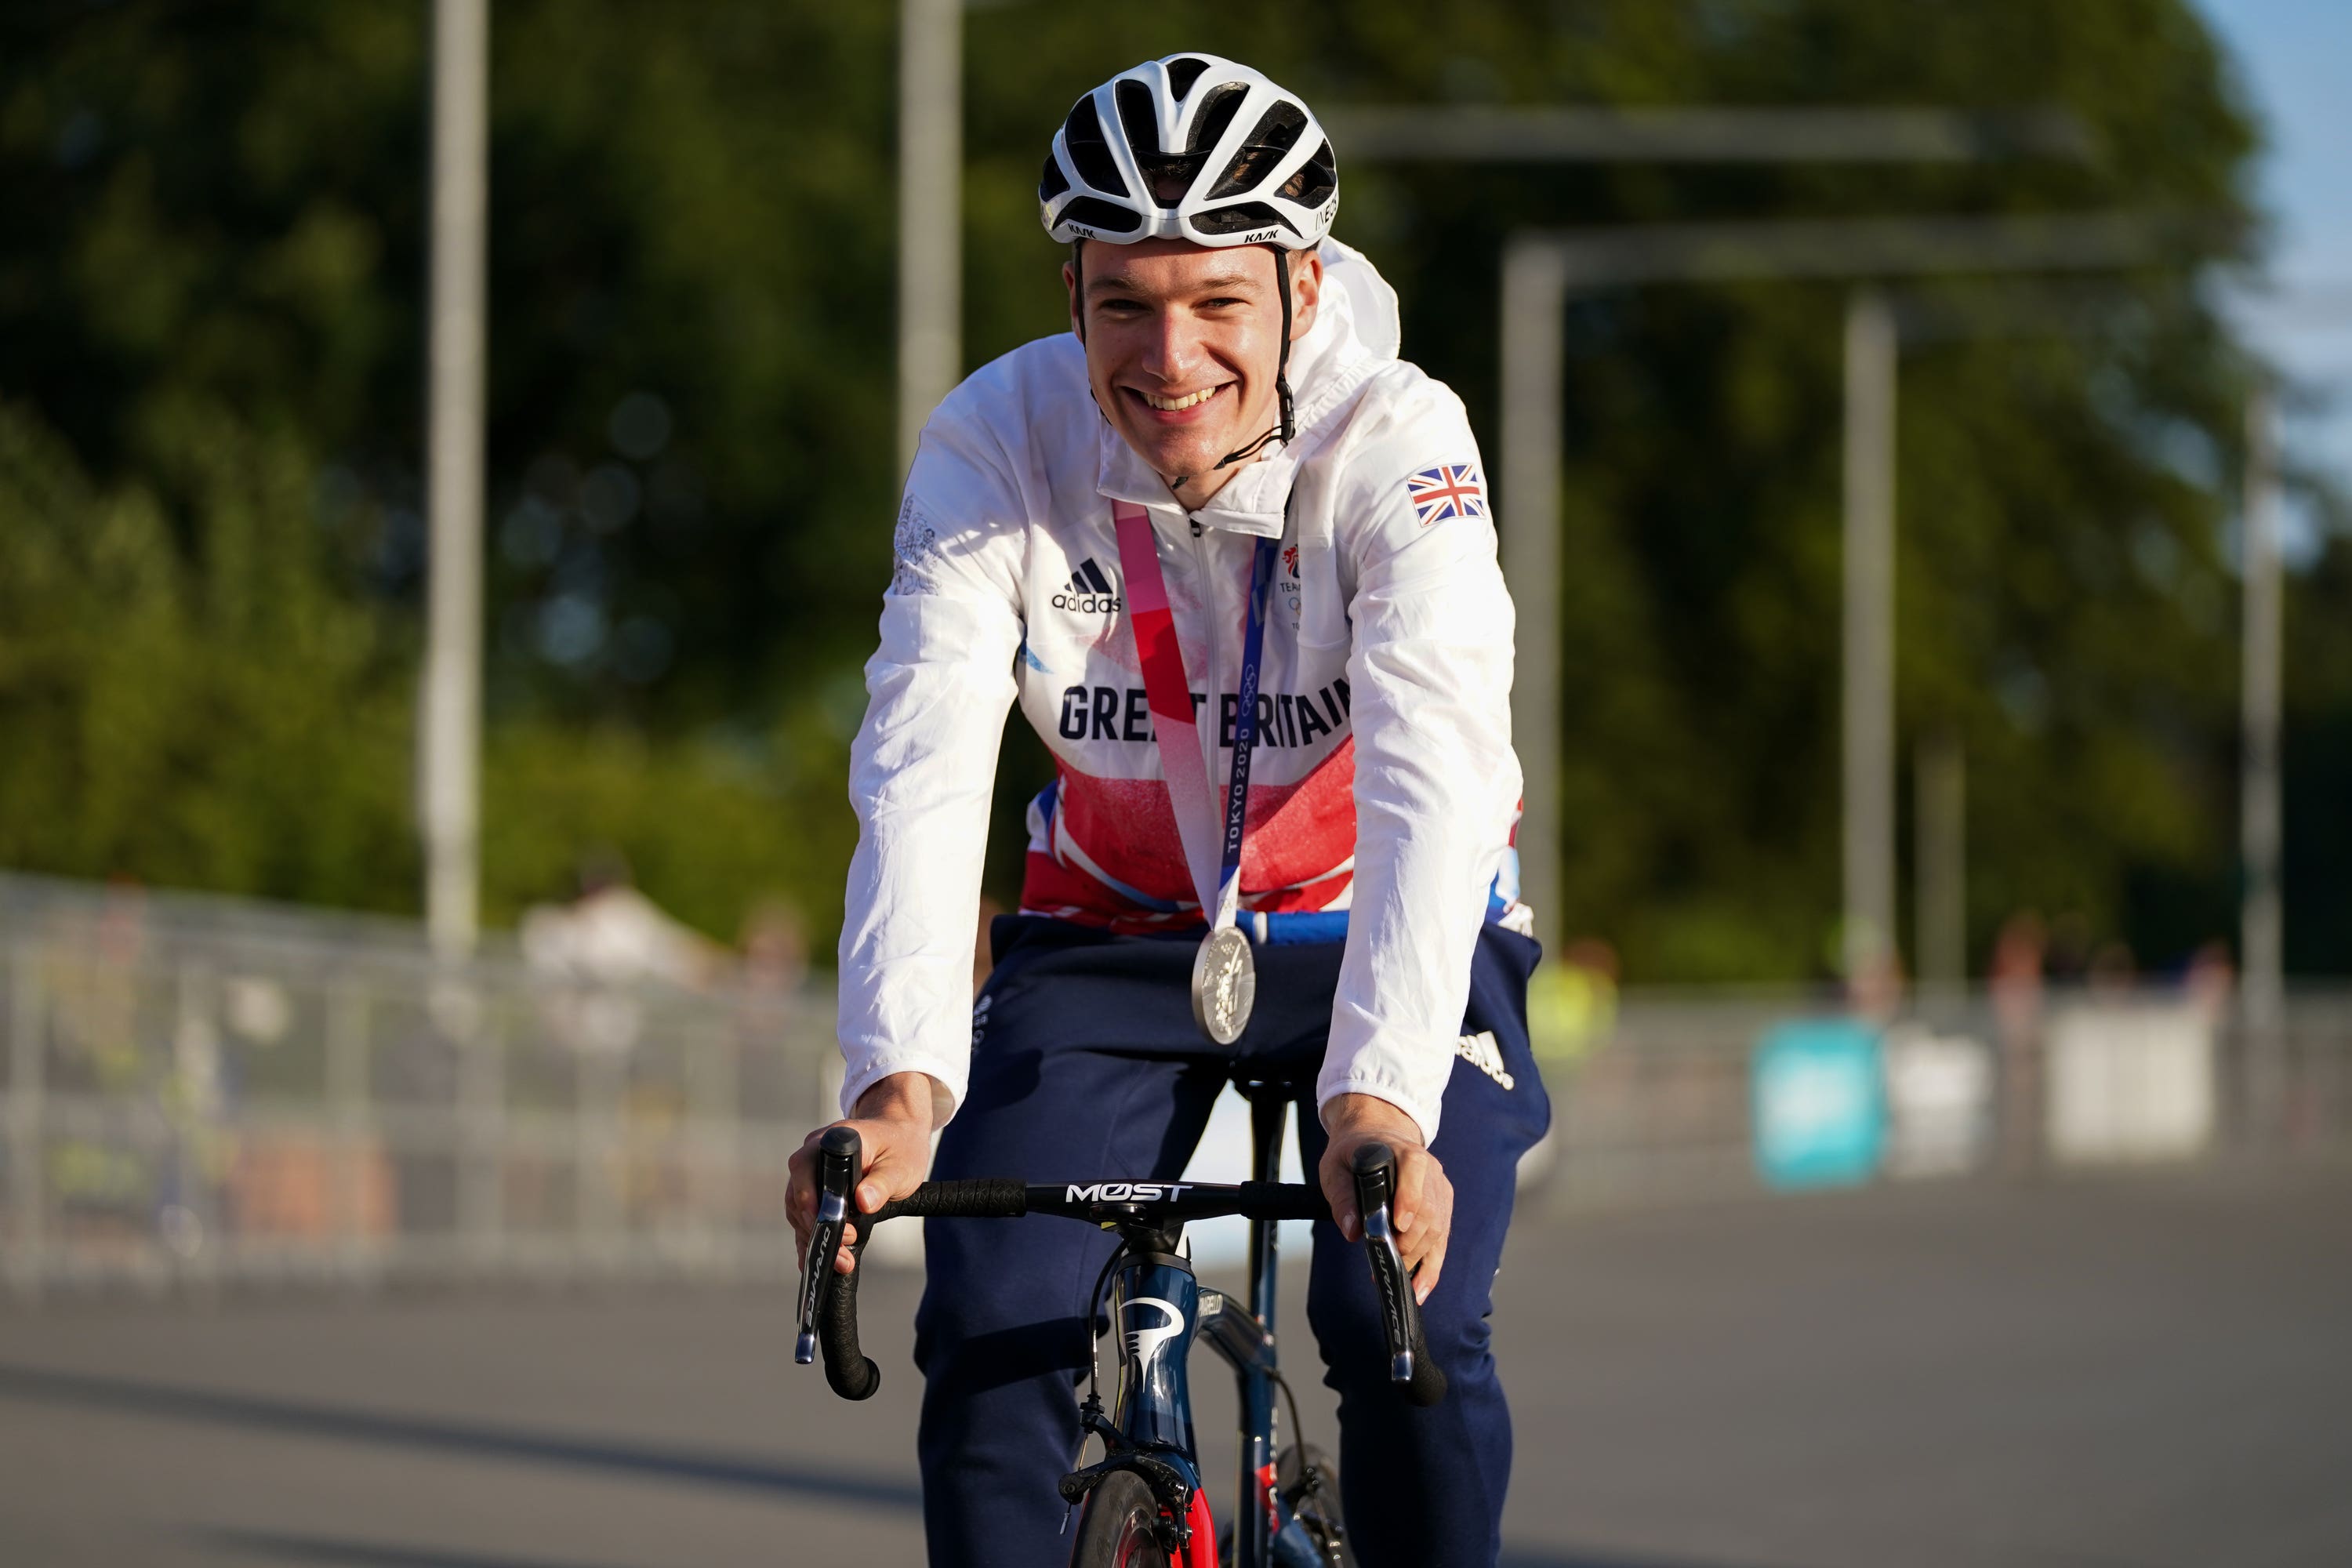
2197, 0, 2352, 539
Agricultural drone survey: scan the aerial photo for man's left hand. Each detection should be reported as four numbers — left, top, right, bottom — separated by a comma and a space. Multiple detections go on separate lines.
1319, 1093, 1452, 1305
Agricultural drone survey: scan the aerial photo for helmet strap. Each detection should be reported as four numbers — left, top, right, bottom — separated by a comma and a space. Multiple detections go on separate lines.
1214, 245, 1295, 470
1072, 239, 1116, 429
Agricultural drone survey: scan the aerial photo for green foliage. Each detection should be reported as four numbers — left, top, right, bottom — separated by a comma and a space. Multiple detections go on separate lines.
0, 400, 416, 907
480, 712, 855, 939
1, 0, 2338, 975
0, 395, 844, 927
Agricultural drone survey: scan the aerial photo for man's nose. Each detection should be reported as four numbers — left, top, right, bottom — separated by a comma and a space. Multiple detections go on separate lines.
1138, 309, 1201, 384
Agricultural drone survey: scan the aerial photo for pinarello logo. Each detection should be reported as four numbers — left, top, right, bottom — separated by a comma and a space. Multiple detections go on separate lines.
1121, 1297, 1184, 1369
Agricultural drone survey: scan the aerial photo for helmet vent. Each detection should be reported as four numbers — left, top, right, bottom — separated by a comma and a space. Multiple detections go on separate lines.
1038, 152, 1071, 204
1063, 96, 1122, 194
1140, 153, 1208, 207
1185, 83, 1248, 156
1058, 196, 1144, 237
1277, 139, 1336, 209
1207, 101, 1308, 200
1115, 79, 1163, 161
1163, 56, 1213, 99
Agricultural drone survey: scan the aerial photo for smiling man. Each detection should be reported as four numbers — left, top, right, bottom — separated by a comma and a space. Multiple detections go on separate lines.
787, 53, 1549, 1567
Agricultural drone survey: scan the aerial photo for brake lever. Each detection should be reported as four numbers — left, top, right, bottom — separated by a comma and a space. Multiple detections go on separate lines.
1351, 1142, 1447, 1406
794, 1124, 860, 1365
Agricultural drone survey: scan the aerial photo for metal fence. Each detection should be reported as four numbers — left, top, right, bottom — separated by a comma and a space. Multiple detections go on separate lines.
2, 874, 2346, 1301
1, 877, 837, 1301
1532, 983, 2352, 1210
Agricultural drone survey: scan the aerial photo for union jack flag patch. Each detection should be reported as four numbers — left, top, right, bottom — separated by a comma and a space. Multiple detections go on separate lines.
1405, 463, 1486, 524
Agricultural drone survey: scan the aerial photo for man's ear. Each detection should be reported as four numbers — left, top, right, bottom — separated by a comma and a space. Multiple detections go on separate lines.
1062, 260, 1083, 341
1288, 250, 1325, 343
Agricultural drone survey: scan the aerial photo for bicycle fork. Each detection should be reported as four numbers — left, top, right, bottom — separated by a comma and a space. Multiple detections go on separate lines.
1068, 1239, 1330, 1568
1189, 1085, 1340, 1568
1062, 1246, 1212, 1559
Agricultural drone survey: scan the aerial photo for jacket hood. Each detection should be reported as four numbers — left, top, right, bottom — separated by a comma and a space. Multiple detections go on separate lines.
1096, 238, 1403, 537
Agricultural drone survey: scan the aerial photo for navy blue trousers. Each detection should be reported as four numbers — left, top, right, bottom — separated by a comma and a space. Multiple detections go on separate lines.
913, 916, 1551, 1567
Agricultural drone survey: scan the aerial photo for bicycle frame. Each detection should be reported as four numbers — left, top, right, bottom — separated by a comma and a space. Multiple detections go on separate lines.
1074, 1081, 1334, 1567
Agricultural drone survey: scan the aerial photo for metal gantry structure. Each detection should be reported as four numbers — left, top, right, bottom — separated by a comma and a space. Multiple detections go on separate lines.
1322, 104, 2092, 165
1496, 214, 2179, 961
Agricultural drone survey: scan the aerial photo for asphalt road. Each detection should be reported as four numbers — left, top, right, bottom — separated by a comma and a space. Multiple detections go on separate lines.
0, 1168, 2346, 1568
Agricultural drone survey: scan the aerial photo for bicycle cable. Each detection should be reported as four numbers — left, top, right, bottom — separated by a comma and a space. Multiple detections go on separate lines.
1270, 1362, 1308, 1456
1080, 1240, 1130, 1414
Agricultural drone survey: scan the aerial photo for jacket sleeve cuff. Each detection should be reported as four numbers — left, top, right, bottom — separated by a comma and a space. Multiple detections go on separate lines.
1315, 1071, 1446, 1149
839, 1054, 964, 1127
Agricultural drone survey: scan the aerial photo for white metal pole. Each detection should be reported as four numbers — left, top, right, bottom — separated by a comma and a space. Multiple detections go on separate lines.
423, 0, 488, 957
2241, 383, 2285, 1118
1842, 289, 1899, 986
1501, 239, 1569, 955
898, 0, 963, 476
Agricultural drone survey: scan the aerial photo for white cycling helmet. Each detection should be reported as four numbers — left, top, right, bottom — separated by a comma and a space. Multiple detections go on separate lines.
1042, 54, 1338, 463
1039, 53, 1338, 252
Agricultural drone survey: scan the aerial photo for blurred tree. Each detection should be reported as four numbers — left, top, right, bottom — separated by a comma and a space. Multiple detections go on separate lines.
0, 401, 415, 907
0, 0, 2338, 976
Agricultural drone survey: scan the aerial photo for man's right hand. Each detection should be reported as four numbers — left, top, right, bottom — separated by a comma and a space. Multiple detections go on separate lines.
786, 1071, 941, 1276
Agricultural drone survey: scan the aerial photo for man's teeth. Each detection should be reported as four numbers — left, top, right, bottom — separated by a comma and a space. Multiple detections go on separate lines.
1142, 387, 1218, 412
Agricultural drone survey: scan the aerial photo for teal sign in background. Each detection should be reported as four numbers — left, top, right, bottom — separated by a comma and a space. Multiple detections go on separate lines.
1752, 1019, 1886, 1189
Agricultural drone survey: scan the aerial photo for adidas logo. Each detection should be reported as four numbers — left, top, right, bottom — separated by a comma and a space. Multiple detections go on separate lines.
1051, 557, 1122, 613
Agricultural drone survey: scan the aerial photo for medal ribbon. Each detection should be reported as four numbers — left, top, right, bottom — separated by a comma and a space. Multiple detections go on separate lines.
1111, 501, 1278, 931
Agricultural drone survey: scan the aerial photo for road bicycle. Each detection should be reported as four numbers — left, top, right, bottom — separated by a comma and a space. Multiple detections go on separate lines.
796, 1079, 1444, 1566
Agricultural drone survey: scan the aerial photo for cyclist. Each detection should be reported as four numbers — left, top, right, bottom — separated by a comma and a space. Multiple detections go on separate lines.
788, 53, 1550, 1566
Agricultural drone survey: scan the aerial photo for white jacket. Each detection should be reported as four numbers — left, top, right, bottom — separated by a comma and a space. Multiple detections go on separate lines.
837, 240, 1523, 1143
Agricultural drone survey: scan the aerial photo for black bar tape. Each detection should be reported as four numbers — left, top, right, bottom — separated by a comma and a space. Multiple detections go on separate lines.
1233, 1180, 1327, 1221
813, 1176, 1025, 1403
818, 1219, 882, 1400
869, 1178, 1030, 1223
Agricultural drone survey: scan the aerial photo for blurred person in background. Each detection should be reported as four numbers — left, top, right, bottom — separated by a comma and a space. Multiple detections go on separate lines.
786, 53, 1547, 1567
738, 897, 811, 995
521, 851, 724, 1063
518, 849, 723, 991
1991, 911, 2048, 1173
2087, 940, 2139, 996
1526, 936, 1619, 1069
2182, 938, 2234, 1025
2044, 909, 2094, 986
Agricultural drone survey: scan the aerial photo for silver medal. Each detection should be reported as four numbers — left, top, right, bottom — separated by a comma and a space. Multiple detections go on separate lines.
1189, 924, 1257, 1045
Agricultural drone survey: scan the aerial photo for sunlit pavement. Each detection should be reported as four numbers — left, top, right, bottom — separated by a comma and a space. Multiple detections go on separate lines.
1, 1170, 2345, 1568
